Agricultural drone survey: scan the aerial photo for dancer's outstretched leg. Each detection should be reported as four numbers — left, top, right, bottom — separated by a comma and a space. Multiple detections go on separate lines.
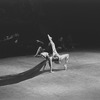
47, 34, 59, 57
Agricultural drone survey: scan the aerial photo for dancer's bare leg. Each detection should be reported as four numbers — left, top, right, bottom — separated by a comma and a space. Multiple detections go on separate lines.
59, 54, 69, 70
48, 57, 53, 73
42, 55, 53, 73
42, 62, 46, 71
48, 34, 59, 57
41, 52, 53, 73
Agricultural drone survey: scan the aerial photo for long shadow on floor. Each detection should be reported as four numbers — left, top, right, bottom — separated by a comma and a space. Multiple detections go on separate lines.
0, 60, 65, 86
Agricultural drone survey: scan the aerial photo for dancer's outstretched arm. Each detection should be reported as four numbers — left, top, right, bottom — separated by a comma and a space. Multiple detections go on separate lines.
34, 46, 42, 57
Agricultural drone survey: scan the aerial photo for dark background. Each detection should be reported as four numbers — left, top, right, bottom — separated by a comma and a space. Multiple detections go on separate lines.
0, 0, 100, 57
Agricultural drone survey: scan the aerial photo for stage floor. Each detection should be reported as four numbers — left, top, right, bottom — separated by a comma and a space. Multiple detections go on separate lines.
0, 51, 100, 100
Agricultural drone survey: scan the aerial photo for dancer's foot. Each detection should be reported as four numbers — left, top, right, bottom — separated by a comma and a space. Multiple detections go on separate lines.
50, 71, 54, 73
64, 64, 67, 70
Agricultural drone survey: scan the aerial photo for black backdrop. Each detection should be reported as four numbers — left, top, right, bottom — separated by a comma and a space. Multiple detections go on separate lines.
0, 0, 100, 57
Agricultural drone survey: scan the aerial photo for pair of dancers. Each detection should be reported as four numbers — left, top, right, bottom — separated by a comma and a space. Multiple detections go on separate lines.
35, 34, 69, 73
